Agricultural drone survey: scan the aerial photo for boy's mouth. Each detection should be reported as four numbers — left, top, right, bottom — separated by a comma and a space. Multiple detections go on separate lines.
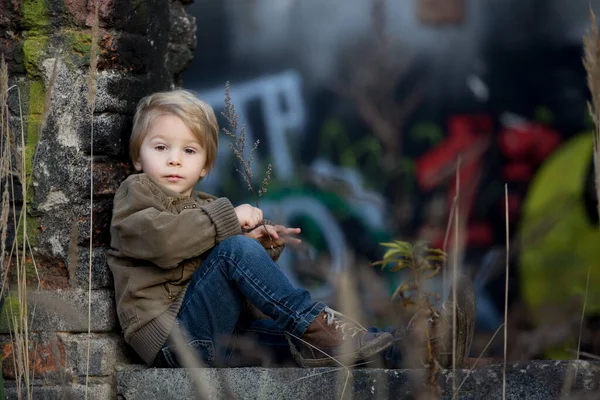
166, 175, 183, 182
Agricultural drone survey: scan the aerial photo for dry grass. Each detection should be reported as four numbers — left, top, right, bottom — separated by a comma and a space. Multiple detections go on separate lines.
502, 184, 509, 400
84, 3, 100, 398
1, 19, 58, 400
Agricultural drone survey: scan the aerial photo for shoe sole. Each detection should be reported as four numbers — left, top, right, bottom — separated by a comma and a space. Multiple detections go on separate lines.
290, 332, 395, 368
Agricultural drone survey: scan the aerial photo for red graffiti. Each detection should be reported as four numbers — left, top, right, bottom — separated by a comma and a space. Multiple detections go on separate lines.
414, 115, 562, 250
415, 115, 494, 248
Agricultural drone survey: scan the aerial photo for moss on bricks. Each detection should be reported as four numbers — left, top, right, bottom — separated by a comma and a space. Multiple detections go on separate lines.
67, 32, 92, 68
22, 0, 50, 32
0, 294, 22, 331
23, 36, 48, 79
26, 80, 44, 187
15, 214, 40, 251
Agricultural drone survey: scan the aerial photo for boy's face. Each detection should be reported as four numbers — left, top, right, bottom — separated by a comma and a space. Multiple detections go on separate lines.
134, 114, 208, 196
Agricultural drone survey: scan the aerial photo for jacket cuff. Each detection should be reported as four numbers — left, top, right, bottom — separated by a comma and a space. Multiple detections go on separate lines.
200, 198, 242, 242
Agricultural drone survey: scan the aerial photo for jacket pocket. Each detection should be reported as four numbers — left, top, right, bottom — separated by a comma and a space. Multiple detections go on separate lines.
162, 282, 185, 302
161, 339, 215, 367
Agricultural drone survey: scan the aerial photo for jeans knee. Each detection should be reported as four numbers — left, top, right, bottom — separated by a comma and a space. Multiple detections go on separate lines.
220, 234, 264, 255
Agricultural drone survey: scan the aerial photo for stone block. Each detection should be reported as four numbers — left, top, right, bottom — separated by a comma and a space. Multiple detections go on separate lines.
166, 43, 194, 76
79, 113, 132, 157
73, 247, 114, 290
111, 0, 156, 35
169, 2, 197, 50
3, 381, 113, 400
95, 72, 149, 114
0, 289, 117, 334
0, 38, 25, 75
74, 199, 114, 248
116, 361, 600, 400
0, 0, 21, 31
58, 332, 130, 377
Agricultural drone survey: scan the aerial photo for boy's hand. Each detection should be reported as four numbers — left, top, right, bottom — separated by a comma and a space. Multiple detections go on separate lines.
244, 224, 302, 248
234, 204, 263, 230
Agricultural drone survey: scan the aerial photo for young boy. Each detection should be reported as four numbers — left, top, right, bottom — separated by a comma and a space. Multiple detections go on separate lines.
106, 89, 475, 369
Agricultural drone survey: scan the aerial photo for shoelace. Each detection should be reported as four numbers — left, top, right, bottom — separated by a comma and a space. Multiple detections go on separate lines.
322, 307, 367, 340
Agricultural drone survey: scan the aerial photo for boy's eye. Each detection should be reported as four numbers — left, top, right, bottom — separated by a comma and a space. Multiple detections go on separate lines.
155, 145, 167, 151
184, 148, 196, 155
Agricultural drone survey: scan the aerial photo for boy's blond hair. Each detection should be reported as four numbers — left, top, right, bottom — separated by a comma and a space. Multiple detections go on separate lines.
130, 89, 219, 173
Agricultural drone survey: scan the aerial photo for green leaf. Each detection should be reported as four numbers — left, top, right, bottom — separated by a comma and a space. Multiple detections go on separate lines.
425, 254, 446, 263
390, 261, 408, 272
383, 248, 402, 259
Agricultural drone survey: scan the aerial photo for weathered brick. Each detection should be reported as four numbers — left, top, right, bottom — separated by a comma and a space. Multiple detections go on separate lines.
0, 289, 117, 334
63, 0, 88, 27
1, 332, 66, 380
90, 162, 131, 197
98, 31, 150, 73
34, 255, 70, 290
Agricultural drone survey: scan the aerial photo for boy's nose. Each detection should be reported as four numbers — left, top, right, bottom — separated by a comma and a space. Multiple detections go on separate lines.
168, 154, 182, 167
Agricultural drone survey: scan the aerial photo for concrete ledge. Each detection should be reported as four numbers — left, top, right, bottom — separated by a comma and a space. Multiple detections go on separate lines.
116, 360, 600, 399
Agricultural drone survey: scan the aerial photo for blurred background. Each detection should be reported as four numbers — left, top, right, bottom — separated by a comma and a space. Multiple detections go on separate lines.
184, 0, 600, 362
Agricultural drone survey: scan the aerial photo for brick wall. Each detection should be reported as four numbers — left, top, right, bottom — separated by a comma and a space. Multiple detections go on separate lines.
0, 0, 196, 397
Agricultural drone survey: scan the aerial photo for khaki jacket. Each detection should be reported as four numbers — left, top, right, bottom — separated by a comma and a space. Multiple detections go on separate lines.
106, 173, 283, 365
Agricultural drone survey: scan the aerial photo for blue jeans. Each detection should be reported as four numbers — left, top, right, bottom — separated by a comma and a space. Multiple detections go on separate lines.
153, 235, 327, 368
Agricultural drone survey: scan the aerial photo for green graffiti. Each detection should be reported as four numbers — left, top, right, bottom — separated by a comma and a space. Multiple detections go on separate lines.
409, 122, 444, 146
534, 105, 555, 125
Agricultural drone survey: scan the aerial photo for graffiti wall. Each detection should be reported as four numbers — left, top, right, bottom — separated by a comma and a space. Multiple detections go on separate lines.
183, 0, 600, 353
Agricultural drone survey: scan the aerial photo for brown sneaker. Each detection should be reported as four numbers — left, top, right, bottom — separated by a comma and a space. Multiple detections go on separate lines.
434, 273, 476, 368
399, 273, 476, 369
288, 307, 394, 368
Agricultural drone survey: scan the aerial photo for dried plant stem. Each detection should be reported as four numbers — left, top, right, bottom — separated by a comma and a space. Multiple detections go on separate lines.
577, 266, 591, 362
85, 3, 100, 398
221, 82, 274, 247
502, 184, 509, 400
16, 84, 32, 400
453, 323, 504, 399
286, 331, 353, 400
559, 264, 592, 398
452, 156, 460, 395
442, 194, 457, 296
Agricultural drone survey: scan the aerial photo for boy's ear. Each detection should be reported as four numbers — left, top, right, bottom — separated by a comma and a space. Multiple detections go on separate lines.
133, 159, 143, 172
200, 168, 208, 178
